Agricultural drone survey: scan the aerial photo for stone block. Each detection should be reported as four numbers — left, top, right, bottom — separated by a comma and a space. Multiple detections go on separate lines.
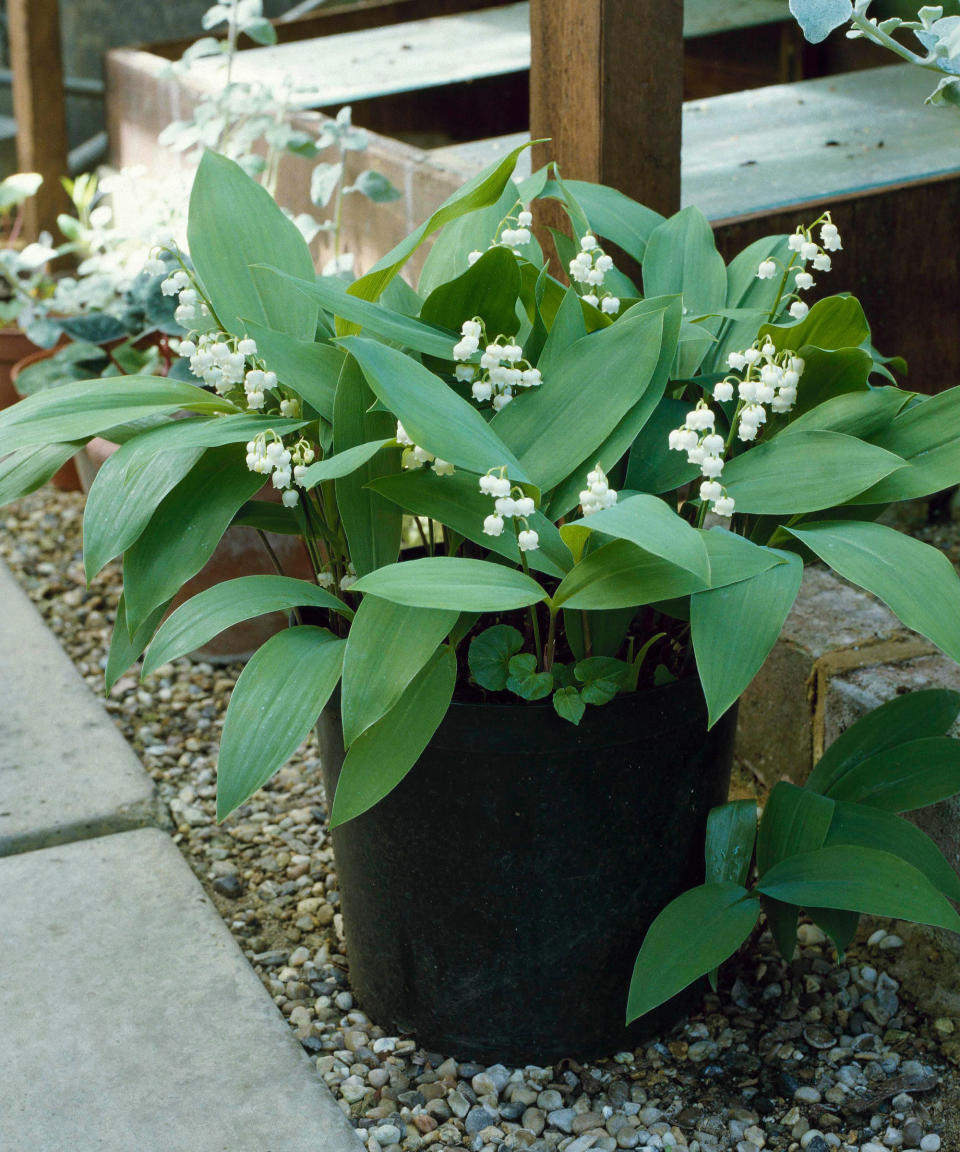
0, 827, 361, 1151
0, 562, 162, 857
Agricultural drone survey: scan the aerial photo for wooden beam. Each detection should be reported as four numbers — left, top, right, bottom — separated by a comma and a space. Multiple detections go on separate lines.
529, 0, 683, 217
7, 0, 70, 240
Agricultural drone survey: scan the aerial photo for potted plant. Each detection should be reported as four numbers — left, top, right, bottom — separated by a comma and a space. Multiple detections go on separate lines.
3, 145, 960, 1061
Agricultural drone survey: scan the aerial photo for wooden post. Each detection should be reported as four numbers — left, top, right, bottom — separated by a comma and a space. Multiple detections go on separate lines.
7, 0, 70, 240
529, 0, 683, 218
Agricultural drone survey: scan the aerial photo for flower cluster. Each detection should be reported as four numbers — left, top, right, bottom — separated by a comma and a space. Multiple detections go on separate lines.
467, 206, 533, 265
395, 422, 454, 475
724, 340, 806, 436
478, 470, 539, 551
756, 213, 842, 321
244, 433, 315, 508
317, 561, 358, 592
579, 464, 618, 516
668, 403, 734, 519
568, 235, 620, 315
160, 266, 210, 329
453, 319, 542, 412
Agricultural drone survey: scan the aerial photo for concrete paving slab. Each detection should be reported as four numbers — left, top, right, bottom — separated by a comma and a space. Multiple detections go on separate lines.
0, 561, 162, 856
0, 826, 362, 1152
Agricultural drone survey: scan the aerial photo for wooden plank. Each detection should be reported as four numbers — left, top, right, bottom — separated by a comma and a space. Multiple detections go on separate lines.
7, 0, 69, 240
528, 0, 683, 216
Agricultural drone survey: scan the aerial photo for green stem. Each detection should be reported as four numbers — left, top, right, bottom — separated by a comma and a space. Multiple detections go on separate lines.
332, 141, 346, 261
544, 608, 558, 673
519, 549, 543, 667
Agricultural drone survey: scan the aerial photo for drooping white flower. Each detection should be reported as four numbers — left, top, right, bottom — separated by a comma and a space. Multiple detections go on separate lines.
433, 458, 455, 476
789, 300, 809, 320
601, 296, 620, 315
518, 529, 539, 552
795, 271, 814, 291
757, 260, 777, 280
483, 513, 505, 537
713, 495, 735, 517
713, 380, 735, 403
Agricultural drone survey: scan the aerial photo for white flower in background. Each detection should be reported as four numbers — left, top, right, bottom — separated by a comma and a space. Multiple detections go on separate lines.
339, 563, 358, 592
452, 317, 543, 412
395, 421, 454, 476
579, 464, 617, 516
756, 259, 777, 280
820, 220, 842, 251
245, 433, 315, 508
569, 235, 621, 315
479, 469, 539, 550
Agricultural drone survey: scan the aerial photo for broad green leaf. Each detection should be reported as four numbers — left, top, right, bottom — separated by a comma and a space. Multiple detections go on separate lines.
231, 500, 301, 535
567, 494, 710, 582
491, 306, 665, 491
0, 375, 236, 455
698, 528, 787, 588
809, 907, 860, 957
563, 606, 636, 661
419, 245, 521, 339
856, 386, 960, 502
757, 844, 960, 933
553, 539, 706, 610
341, 336, 528, 481
333, 356, 402, 578
807, 688, 960, 795
708, 234, 792, 372
330, 646, 457, 825
367, 469, 568, 578
720, 431, 904, 514
705, 800, 757, 887
642, 206, 725, 376
825, 737, 960, 812
351, 557, 548, 611
536, 178, 663, 263
575, 656, 627, 704
761, 294, 870, 352
341, 597, 457, 746
780, 347, 874, 418
626, 883, 760, 1021
553, 685, 586, 725
188, 151, 317, 340
262, 267, 457, 359
826, 801, 960, 902
786, 385, 905, 438
625, 397, 700, 495
217, 626, 346, 820
535, 284, 588, 379
105, 593, 172, 695
143, 576, 353, 677
0, 442, 80, 507
349, 169, 402, 203
123, 445, 264, 631
299, 439, 391, 488
348, 141, 534, 304
787, 520, 960, 664
468, 624, 523, 690
692, 551, 802, 727
241, 320, 343, 421
506, 652, 554, 700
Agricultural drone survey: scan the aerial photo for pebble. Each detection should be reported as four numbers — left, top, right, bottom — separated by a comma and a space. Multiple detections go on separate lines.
5, 489, 958, 1152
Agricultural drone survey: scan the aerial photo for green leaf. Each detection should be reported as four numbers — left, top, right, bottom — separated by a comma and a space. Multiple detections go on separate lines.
781, 348, 874, 419
691, 550, 803, 727
761, 295, 870, 352
189, 151, 317, 340
705, 800, 757, 887
342, 597, 457, 746
698, 528, 787, 588
299, 439, 391, 487
856, 386, 960, 503
787, 520, 960, 664
333, 356, 402, 578
123, 445, 264, 631
756, 844, 960, 933
348, 141, 533, 305
262, 268, 457, 359
330, 646, 456, 825
553, 539, 706, 610
143, 576, 353, 678
536, 179, 663, 263
536, 284, 588, 379
567, 494, 710, 582
808, 907, 860, 957
506, 652, 554, 700
786, 385, 905, 438
419, 244, 521, 339
241, 321, 343, 421
0, 375, 236, 455
242, 16, 277, 44
708, 234, 792, 373
341, 337, 528, 481
625, 397, 700, 495
348, 169, 402, 203
827, 802, 960, 902
552, 685, 586, 725
825, 737, 960, 813
626, 883, 760, 1022
231, 501, 301, 535
217, 626, 346, 820
574, 656, 629, 704
0, 442, 80, 506
468, 624, 523, 690
105, 593, 172, 695
720, 431, 904, 514
807, 688, 960, 795
310, 161, 343, 208
367, 469, 567, 579
351, 557, 548, 611
491, 306, 665, 491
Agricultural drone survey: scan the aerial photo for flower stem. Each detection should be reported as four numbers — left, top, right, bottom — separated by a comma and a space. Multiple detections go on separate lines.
519, 549, 543, 667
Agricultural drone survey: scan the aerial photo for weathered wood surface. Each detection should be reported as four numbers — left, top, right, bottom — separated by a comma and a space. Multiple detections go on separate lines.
7, 0, 70, 239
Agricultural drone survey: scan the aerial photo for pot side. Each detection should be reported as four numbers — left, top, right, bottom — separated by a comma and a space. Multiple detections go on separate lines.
318, 676, 737, 1064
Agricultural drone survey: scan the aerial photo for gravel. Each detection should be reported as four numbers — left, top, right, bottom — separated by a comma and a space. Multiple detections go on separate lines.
2, 487, 958, 1152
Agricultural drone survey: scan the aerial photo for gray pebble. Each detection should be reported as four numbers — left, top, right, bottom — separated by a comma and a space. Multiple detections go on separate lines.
465, 1106, 498, 1136
538, 1090, 563, 1111
547, 1107, 576, 1133
370, 1124, 401, 1145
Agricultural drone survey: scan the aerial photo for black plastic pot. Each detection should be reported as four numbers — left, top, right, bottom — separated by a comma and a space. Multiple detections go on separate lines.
318, 676, 737, 1064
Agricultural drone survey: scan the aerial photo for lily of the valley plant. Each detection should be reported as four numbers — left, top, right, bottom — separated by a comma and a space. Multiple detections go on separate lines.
4, 147, 960, 1016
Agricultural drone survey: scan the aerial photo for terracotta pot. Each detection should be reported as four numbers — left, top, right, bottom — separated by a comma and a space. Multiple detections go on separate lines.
9, 341, 81, 491
0, 326, 41, 409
